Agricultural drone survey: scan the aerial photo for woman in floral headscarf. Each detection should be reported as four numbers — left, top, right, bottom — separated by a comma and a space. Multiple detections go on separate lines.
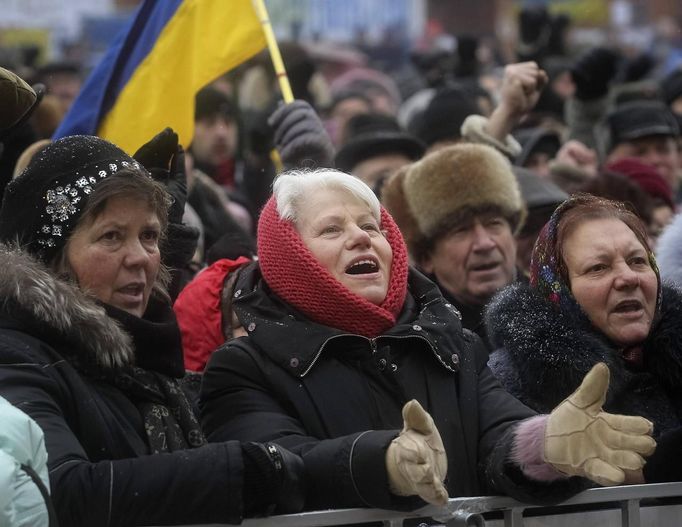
487, 193, 682, 483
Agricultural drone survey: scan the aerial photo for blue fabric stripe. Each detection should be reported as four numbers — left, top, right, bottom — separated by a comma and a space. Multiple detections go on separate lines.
54, 0, 183, 139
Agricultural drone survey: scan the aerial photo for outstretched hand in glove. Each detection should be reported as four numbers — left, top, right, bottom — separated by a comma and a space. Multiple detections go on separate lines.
386, 400, 448, 506
544, 363, 656, 486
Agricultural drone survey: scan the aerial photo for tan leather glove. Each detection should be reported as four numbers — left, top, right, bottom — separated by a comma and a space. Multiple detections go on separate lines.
544, 363, 656, 486
386, 400, 448, 506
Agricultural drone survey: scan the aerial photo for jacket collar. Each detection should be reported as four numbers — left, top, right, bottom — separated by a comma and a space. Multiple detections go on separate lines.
0, 244, 134, 371
233, 263, 467, 377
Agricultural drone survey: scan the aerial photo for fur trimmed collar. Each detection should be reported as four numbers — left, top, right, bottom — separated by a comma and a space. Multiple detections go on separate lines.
485, 282, 682, 414
0, 244, 133, 370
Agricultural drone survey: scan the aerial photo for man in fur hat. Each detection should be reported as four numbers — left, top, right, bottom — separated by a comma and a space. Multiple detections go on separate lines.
383, 143, 525, 348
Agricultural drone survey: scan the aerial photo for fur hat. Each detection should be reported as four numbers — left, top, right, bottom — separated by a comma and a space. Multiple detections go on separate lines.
383, 143, 526, 257
0, 135, 145, 264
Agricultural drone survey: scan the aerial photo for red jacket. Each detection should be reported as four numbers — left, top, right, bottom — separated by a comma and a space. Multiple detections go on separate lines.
174, 257, 250, 371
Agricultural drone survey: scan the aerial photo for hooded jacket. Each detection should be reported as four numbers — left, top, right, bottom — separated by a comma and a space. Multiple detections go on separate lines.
0, 396, 51, 527
200, 262, 583, 511
0, 246, 246, 527
487, 282, 682, 434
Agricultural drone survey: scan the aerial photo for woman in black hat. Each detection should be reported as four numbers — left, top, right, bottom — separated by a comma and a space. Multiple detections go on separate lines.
0, 134, 303, 527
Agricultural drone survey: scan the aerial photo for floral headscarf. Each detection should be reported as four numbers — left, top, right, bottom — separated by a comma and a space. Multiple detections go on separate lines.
529, 195, 662, 353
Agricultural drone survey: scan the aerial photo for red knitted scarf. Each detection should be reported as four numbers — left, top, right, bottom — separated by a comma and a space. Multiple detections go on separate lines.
257, 197, 408, 338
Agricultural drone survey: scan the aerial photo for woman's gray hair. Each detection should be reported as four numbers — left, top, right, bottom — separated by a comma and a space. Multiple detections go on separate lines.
273, 168, 381, 226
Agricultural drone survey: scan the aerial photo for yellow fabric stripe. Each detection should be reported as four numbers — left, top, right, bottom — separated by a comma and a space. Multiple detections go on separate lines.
98, 0, 266, 154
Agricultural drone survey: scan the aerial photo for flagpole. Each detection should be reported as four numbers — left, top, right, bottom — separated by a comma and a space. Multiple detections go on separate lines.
252, 0, 294, 103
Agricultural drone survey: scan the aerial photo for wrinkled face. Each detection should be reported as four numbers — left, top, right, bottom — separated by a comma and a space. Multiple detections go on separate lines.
608, 136, 679, 189
422, 213, 517, 306
564, 218, 658, 347
66, 196, 162, 317
191, 115, 238, 167
296, 188, 393, 305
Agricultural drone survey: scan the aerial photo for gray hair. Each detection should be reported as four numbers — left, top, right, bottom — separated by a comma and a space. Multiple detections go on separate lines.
273, 168, 382, 226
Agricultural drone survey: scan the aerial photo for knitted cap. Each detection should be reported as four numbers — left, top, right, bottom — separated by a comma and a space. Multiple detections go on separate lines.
605, 157, 674, 210
382, 143, 526, 254
411, 87, 480, 147
257, 196, 408, 338
0, 135, 145, 263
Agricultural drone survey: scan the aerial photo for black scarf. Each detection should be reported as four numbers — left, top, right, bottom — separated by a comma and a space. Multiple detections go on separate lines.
103, 301, 206, 453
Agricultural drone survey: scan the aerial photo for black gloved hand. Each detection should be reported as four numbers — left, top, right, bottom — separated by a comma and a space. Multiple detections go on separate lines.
242, 442, 306, 516
133, 127, 187, 224
267, 100, 334, 170
571, 47, 621, 100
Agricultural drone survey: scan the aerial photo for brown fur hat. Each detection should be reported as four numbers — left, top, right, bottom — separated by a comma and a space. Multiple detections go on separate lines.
382, 143, 526, 258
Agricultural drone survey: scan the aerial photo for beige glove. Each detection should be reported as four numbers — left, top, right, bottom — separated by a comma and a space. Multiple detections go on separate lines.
544, 363, 656, 486
386, 400, 448, 506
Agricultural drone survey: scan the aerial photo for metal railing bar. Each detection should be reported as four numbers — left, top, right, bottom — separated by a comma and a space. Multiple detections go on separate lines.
167, 482, 682, 527
620, 499, 641, 527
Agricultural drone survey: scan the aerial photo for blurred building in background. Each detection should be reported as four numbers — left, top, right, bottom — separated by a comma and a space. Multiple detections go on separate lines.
0, 1, 681, 74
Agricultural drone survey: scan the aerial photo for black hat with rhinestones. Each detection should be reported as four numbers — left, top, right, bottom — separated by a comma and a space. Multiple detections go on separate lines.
0, 135, 146, 263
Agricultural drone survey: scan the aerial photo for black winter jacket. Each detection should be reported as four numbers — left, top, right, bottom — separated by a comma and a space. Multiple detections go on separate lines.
0, 247, 245, 527
200, 263, 583, 511
487, 283, 682, 431
486, 283, 682, 482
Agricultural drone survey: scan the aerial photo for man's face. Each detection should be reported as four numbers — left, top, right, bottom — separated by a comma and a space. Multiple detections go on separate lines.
608, 135, 679, 190
421, 213, 517, 306
191, 114, 238, 167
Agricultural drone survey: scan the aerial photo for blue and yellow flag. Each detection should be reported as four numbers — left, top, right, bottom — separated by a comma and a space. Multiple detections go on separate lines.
54, 0, 266, 154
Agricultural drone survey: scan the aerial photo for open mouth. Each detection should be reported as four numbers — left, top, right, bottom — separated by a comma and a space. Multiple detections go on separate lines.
613, 299, 643, 313
470, 262, 499, 272
345, 258, 379, 275
118, 283, 145, 298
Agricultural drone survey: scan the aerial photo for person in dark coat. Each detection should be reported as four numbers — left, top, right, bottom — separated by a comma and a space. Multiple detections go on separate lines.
487, 193, 682, 483
0, 135, 304, 527
200, 168, 656, 513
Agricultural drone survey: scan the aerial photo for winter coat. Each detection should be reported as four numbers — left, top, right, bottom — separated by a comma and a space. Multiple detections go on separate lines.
0, 397, 51, 527
0, 247, 246, 527
657, 212, 682, 289
486, 282, 682, 434
174, 256, 251, 372
200, 263, 583, 511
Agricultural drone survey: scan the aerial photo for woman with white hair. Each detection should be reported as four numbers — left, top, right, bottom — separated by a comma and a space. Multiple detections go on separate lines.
200, 168, 655, 512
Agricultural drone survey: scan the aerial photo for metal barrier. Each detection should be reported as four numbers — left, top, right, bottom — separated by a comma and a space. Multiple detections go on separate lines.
230, 482, 682, 527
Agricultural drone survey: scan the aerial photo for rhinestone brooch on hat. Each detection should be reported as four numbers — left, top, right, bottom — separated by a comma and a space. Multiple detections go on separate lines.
37, 160, 140, 248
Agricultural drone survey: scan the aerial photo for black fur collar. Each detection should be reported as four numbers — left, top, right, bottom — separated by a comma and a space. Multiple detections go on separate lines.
0, 244, 134, 370
485, 282, 682, 413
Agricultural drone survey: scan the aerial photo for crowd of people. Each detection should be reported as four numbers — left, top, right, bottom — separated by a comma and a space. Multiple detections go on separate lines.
2, 4, 682, 526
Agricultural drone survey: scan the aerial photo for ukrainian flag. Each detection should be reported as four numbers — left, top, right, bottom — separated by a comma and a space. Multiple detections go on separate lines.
54, 0, 266, 154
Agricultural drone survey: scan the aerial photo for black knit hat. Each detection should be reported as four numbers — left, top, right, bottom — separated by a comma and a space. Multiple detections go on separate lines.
410, 87, 479, 147
0, 135, 145, 263
335, 113, 425, 172
194, 86, 236, 122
